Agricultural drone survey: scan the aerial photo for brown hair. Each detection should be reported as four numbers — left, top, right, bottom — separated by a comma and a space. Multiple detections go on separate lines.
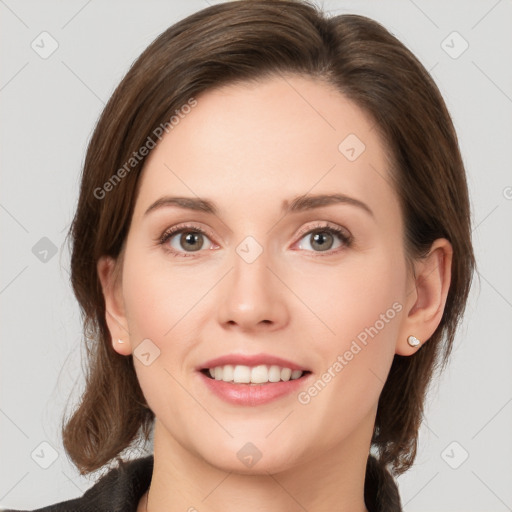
63, 0, 475, 499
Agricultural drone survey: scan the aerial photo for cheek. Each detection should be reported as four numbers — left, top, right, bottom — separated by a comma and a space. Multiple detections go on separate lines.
289, 247, 406, 344
290, 249, 405, 400
121, 248, 205, 423
122, 235, 406, 368
291, 255, 405, 446
121, 248, 205, 342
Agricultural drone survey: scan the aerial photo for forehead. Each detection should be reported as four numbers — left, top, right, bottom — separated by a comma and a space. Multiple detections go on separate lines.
135, 74, 395, 219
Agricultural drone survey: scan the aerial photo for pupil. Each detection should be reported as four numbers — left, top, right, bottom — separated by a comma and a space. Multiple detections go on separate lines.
182, 232, 202, 251
178, 231, 334, 252
312, 232, 333, 251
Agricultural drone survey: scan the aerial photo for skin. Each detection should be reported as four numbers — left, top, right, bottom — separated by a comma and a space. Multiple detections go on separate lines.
98, 74, 452, 512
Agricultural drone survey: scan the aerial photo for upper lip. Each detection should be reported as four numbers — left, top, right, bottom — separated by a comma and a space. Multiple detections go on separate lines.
198, 353, 310, 372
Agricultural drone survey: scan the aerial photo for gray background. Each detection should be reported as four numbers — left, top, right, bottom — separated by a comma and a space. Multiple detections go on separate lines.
1, 0, 511, 510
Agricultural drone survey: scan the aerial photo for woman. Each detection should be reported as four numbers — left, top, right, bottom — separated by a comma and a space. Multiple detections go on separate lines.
5, 0, 475, 511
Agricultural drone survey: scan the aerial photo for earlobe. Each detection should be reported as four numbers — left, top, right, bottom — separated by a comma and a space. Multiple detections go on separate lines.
112, 337, 131, 355
97, 255, 132, 356
396, 238, 453, 356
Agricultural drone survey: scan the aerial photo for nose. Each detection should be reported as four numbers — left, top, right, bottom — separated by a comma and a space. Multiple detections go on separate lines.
216, 246, 290, 332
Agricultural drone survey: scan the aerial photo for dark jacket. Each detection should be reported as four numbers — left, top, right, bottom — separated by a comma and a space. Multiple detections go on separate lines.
4, 454, 402, 512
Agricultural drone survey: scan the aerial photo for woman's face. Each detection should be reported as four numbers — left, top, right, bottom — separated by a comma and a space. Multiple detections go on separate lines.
108, 75, 416, 473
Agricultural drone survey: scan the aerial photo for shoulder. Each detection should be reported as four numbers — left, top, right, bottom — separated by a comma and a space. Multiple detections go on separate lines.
3, 455, 153, 512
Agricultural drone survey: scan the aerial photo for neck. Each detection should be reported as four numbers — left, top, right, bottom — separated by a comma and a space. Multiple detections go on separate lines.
141, 415, 374, 512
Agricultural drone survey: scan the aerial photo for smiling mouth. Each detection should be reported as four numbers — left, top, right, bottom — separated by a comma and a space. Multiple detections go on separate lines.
200, 368, 311, 386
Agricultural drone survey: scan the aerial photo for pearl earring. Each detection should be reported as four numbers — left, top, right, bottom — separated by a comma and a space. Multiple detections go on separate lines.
117, 339, 125, 344
407, 335, 420, 347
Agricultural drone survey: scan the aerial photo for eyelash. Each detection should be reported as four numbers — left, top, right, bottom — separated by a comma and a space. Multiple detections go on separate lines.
158, 222, 353, 258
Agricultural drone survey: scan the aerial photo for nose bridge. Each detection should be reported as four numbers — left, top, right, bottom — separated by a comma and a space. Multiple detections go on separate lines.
216, 234, 289, 329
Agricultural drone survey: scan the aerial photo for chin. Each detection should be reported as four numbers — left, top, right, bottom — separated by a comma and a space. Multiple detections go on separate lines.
196, 435, 304, 475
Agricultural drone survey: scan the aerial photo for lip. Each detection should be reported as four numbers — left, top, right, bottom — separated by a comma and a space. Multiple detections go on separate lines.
198, 353, 310, 372
197, 371, 313, 406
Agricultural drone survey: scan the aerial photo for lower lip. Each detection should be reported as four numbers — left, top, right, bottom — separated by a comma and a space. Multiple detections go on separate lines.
198, 371, 311, 406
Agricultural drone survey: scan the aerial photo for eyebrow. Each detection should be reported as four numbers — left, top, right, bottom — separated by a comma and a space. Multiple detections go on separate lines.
144, 193, 374, 218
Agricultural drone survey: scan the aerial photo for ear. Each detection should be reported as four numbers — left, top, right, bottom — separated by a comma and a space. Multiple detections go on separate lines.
396, 238, 453, 355
97, 255, 132, 356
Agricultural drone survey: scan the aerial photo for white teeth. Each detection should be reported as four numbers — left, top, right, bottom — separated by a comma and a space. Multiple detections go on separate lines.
268, 365, 281, 382
205, 364, 305, 384
233, 365, 251, 383
221, 364, 234, 382
251, 365, 269, 384
291, 369, 303, 380
281, 368, 292, 381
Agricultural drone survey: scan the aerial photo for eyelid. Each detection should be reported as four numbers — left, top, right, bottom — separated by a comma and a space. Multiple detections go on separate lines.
290, 222, 353, 254
293, 221, 351, 242
158, 222, 215, 245
157, 222, 218, 258
158, 221, 352, 256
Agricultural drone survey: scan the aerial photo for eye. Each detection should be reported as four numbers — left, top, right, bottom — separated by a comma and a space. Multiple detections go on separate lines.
295, 223, 352, 253
158, 222, 352, 257
159, 224, 216, 256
